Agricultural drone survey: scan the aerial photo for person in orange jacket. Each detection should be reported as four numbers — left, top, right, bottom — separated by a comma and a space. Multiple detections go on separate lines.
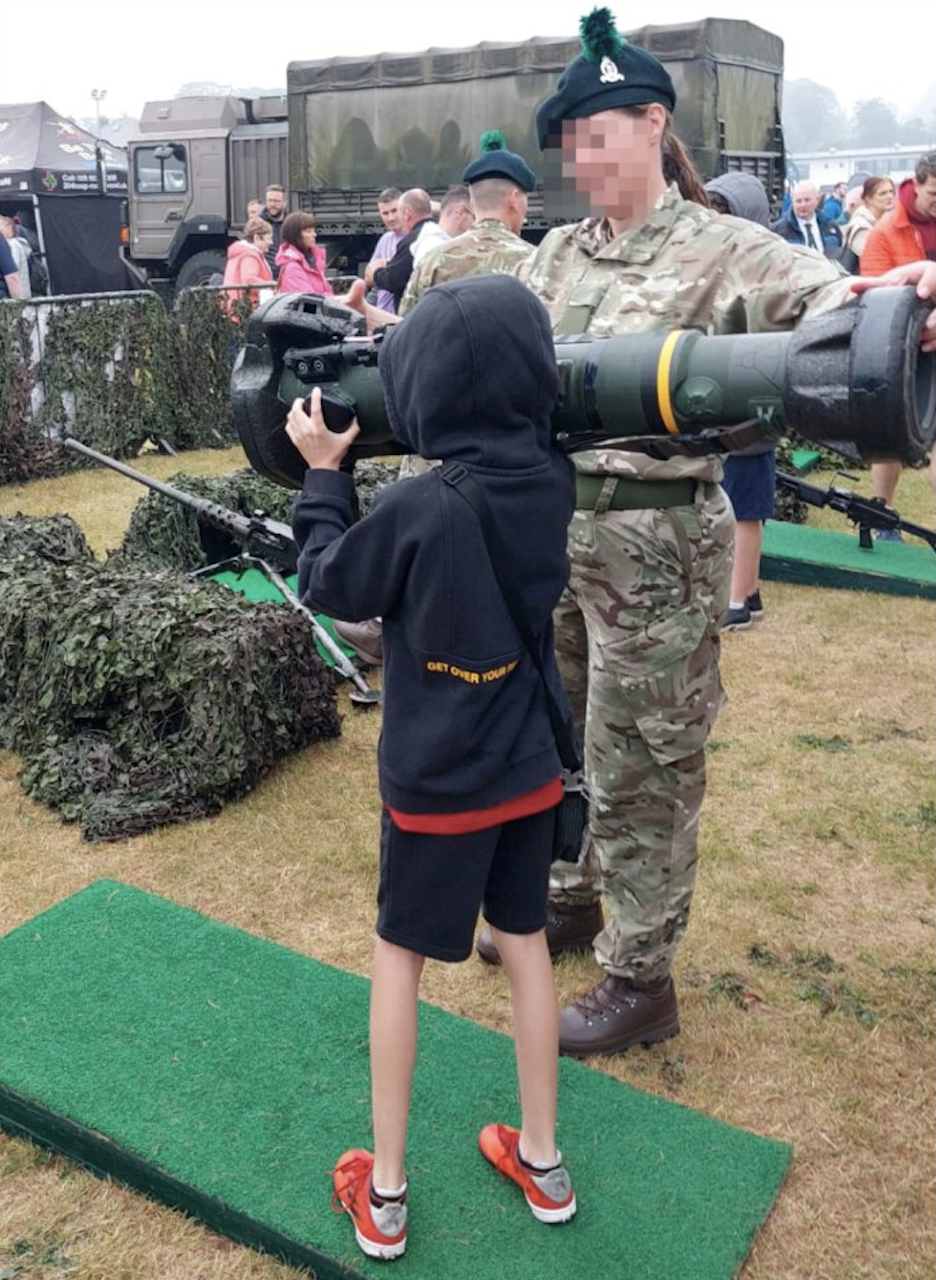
861, 153, 936, 523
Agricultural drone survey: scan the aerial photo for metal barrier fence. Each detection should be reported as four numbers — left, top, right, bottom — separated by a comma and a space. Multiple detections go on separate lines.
0, 284, 255, 484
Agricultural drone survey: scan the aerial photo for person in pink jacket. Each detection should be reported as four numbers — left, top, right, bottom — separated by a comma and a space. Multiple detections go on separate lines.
221, 218, 274, 312
274, 212, 333, 295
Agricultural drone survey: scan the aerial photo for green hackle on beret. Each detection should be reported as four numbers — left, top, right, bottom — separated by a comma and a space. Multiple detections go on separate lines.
462, 130, 537, 190
579, 7, 626, 63
479, 130, 507, 153
535, 7, 675, 149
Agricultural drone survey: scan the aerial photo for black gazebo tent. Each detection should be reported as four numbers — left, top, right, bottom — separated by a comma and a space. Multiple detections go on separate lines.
0, 101, 134, 293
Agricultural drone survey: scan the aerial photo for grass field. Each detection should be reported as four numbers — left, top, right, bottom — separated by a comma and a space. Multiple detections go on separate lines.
1, 450, 934, 1280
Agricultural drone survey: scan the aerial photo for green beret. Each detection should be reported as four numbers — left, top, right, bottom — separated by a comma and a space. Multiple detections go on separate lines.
462, 130, 538, 192
535, 7, 676, 150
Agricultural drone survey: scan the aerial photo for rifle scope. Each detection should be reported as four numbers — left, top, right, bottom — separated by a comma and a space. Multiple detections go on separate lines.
232, 286, 935, 490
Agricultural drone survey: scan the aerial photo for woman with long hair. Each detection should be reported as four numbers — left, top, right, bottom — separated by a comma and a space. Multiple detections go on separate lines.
342, 9, 936, 1058
841, 175, 895, 266
275, 211, 333, 295
475, 9, 875, 1057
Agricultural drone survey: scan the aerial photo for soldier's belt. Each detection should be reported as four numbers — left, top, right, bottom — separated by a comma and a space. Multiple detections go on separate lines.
575, 475, 696, 511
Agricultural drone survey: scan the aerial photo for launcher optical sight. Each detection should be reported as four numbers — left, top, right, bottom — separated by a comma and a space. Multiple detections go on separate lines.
232, 287, 935, 490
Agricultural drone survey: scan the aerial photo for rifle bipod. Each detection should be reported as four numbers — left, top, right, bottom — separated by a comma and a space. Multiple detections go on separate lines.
192, 555, 381, 707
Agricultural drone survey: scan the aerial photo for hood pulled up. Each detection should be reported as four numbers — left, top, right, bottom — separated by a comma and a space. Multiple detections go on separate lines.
378, 274, 558, 468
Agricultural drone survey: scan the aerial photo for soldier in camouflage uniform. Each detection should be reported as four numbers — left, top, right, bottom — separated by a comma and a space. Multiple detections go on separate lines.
399, 216, 533, 316
399, 130, 535, 318
397, 131, 538, 479
335, 24, 934, 1013
474, 10, 858, 1057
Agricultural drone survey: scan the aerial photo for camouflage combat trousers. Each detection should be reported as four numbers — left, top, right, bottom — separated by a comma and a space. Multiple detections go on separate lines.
550, 480, 734, 984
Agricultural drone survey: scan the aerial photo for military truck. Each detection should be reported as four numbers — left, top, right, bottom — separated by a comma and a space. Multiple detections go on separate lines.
123, 95, 288, 291
123, 19, 784, 289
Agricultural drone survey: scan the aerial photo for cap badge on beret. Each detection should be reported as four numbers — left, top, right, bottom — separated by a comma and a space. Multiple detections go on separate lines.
534, 6, 676, 150
599, 56, 625, 84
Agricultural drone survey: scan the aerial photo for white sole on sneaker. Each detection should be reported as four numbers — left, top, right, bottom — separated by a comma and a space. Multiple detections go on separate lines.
526, 1192, 577, 1223
353, 1225, 407, 1260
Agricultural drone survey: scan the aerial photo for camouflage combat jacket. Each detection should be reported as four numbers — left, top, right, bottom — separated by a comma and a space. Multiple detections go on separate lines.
518, 185, 855, 481
399, 217, 533, 316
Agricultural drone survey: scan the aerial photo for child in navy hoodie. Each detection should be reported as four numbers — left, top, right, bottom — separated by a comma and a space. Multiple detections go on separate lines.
287, 274, 577, 1260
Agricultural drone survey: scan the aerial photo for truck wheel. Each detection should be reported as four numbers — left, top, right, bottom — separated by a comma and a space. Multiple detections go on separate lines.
175, 249, 229, 292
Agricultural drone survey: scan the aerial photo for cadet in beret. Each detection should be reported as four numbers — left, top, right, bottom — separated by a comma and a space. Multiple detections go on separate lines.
398, 131, 537, 318
396, 131, 539, 479
475, 6, 936, 1058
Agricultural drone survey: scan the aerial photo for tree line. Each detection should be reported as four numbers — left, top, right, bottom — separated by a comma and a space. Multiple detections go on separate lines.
783, 79, 936, 153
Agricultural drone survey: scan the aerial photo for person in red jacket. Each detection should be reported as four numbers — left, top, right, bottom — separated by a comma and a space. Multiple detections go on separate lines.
274, 212, 333, 295
221, 218, 273, 313
861, 153, 936, 521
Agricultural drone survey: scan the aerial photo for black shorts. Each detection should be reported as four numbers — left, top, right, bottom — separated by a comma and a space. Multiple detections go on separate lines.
376, 806, 555, 962
722, 451, 776, 522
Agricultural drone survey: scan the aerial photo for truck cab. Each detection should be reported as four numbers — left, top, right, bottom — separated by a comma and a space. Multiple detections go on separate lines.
124, 96, 287, 292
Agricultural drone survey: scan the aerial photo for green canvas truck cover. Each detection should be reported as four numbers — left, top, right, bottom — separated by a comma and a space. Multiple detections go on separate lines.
287, 21, 783, 199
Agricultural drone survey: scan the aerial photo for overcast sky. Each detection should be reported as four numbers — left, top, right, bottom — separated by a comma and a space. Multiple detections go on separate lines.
5, 1, 933, 126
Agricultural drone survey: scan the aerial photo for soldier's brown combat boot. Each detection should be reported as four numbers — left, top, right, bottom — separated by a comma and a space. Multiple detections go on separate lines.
476, 899, 603, 965
558, 975, 679, 1058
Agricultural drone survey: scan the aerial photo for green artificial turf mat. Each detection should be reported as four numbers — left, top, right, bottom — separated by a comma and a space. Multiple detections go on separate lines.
210, 567, 356, 665
211, 565, 300, 605
0, 881, 791, 1280
762, 519, 936, 599
788, 449, 821, 473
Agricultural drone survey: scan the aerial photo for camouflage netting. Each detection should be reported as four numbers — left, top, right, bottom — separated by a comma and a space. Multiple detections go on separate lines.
111, 469, 297, 572
0, 515, 341, 842
111, 461, 401, 571
0, 307, 58, 482
0, 288, 253, 484
171, 286, 254, 451
354, 460, 401, 514
772, 447, 807, 524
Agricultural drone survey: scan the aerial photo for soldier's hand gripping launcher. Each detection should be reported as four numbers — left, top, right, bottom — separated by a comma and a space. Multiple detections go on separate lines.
232, 287, 935, 490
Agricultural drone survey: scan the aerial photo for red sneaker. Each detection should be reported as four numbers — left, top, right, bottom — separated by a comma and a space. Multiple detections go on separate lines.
478, 1124, 576, 1223
331, 1149, 407, 1260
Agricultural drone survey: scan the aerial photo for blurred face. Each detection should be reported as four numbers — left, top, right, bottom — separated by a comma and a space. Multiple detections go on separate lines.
300, 225, 317, 251
792, 185, 819, 220
867, 181, 894, 218
834, 183, 847, 199
562, 108, 658, 218
446, 202, 475, 235
914, 175, 936, 220
398, 203, 420, 233
845, 189, 863, 217
256, 230, 273, 254
378, 200, 401, 233
265, 189, 286, 217
246, 200, 262, 220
